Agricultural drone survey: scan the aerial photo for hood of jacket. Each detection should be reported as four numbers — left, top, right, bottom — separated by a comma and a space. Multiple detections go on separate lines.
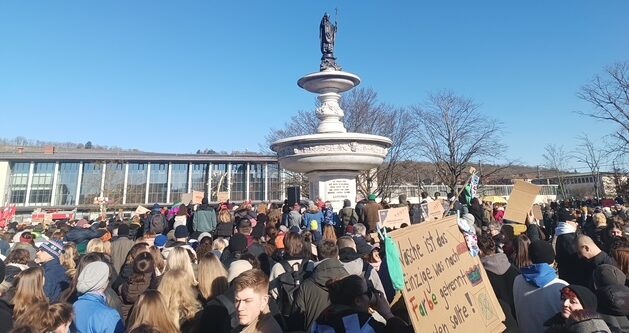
312, 258, 349, 287
597, 285, 629, 316
481, 253, 512, 275
521, 263, 558, 288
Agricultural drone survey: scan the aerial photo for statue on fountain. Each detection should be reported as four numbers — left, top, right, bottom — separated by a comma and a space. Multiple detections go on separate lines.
319, 13, 341, 71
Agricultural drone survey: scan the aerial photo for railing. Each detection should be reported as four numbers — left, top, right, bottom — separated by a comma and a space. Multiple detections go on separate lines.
390, 184, 558, 198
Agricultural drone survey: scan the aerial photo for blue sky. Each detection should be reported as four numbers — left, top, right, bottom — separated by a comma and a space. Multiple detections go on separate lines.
1, 1, 627, 170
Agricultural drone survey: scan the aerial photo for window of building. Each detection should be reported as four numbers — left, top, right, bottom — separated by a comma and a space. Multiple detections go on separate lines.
210, 163, 228, 202
230, 164, 246, 201
170, 163, 188, 202
268, 164, 282, 201
80, 163, 103, 204
249, 163, 264, 201
126, 163, 148, 204
55, 163, 79, 205
29, 162, 55, 205
148, 163, 168, 203
191, 164, 208, 194
8, 162, 30, 205
103, 163, 125, 205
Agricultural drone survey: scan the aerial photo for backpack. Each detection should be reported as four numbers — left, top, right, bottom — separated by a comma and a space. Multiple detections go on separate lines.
277, 259, 309, 318
340, 208, 356, 226
149, 214, 165, 234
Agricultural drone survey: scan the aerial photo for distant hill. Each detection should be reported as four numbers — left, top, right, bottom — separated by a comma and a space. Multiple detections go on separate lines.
0, 136, 143, 152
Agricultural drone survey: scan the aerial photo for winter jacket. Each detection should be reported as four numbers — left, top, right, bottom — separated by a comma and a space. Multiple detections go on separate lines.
287, 211, 302, 228
303, 211, 324, 230
338, 207, 358, 227
73, 292, 124, 333
585, 252, 618, 290
214, 222, 234, 238
363, 201, 381, 232
481, 253, 519, 320
110, 237, 134, 274
339, 250, 386, 297
555, 228, 588, 286
193, 205, 217, 233
65, 227, 106, 246
42, 258, 70, 303
294, 258, 349, 332
312, 304, 411, 333
513, 264, 568, 333
0, 299, 12, 333
596, 284, 629, 333
119, 272, 154, 322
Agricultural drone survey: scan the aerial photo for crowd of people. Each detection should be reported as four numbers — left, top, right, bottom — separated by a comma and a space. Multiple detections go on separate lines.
0, 192, 627, 333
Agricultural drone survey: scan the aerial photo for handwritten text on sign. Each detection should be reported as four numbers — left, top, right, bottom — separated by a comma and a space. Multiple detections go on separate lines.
390, 215, 505, 333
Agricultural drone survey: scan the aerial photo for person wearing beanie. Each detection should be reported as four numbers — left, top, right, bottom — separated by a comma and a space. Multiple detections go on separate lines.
592, 264, 629, 332
154, 234, 168, 249
193, 197, 217, 234
221, 233, 249, 268
339, 199, 358, 230
161, 226, 195, 260
110, 223, 134, 274
73, 261, 124, 333
0, 260, 13, 333
36, 240, 70, 303
513, 240, 569, 333
545, 284, 602, 331
363, 194, 381, 232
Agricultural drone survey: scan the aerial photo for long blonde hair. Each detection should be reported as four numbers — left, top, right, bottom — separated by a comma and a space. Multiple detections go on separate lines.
197, 253, 228, 301
13, 267, 48, 320
127, 290, 179, 333
61, 242, 79, 279
87, 238, 112, 255
157, 269, 202, 328
165, 247, 197, 284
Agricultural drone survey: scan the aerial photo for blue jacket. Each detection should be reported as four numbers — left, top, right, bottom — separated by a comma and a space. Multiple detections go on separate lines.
42, 259, 69, 303
65, 227, 105, 245
74, 293, 124, 333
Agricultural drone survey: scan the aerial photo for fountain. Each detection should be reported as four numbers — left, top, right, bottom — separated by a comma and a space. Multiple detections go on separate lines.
271, 13, 392, 211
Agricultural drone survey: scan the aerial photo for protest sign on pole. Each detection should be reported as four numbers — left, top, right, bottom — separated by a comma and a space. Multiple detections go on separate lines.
390, 215, 505, 332
378, 206, 410, 229
503, 180, 541, 224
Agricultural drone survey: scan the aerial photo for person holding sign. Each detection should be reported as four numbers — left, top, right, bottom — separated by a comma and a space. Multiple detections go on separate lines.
311, 275, 412, 333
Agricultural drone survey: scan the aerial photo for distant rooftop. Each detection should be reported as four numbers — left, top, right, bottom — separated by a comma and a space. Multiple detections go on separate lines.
0, 146, 277, 162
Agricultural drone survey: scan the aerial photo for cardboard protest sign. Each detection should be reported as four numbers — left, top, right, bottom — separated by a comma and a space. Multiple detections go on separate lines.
390, 215, 505, 333
378, 206, 410, 229
217, 192, 229, 203
532, 204, 543, 221
427, 200, 445, 221
181, 191, 205, 205
135, 205, 150, 215
504, 181, 540, 224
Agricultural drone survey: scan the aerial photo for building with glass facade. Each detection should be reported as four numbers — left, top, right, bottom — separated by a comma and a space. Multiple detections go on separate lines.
0, 149, 284, 211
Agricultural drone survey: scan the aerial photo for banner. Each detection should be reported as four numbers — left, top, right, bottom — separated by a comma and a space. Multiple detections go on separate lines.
378, 206, 410, 229
181, 190, 205, 205
503, 181, 541, 224
470, 174, 480, 198
390, 215, 505, 332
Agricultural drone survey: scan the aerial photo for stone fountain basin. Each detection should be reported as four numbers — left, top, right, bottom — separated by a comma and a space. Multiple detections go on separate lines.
297, 71, 361, 93
271, 133, 392, 174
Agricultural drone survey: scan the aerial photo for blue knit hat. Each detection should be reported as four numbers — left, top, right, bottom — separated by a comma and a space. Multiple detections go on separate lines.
154, 235, 168, 248
39, 240, 64, 260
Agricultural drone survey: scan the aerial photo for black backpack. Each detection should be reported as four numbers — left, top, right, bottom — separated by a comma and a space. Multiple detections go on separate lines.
149, 214, 165, 234
277, 259, 309, 318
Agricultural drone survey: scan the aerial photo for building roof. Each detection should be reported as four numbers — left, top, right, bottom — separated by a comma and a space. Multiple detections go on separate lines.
0, 149, 278, 163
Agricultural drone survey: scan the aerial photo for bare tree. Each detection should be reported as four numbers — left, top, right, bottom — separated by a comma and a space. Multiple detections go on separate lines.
265, 87, 414, 199
571, 134, 606, 198
578, 62, 629, 155
542, 144, 571, 199
412, 90, 505, 192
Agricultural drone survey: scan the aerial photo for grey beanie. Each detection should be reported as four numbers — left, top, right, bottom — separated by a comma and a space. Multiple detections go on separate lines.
77, 261, 110, 294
